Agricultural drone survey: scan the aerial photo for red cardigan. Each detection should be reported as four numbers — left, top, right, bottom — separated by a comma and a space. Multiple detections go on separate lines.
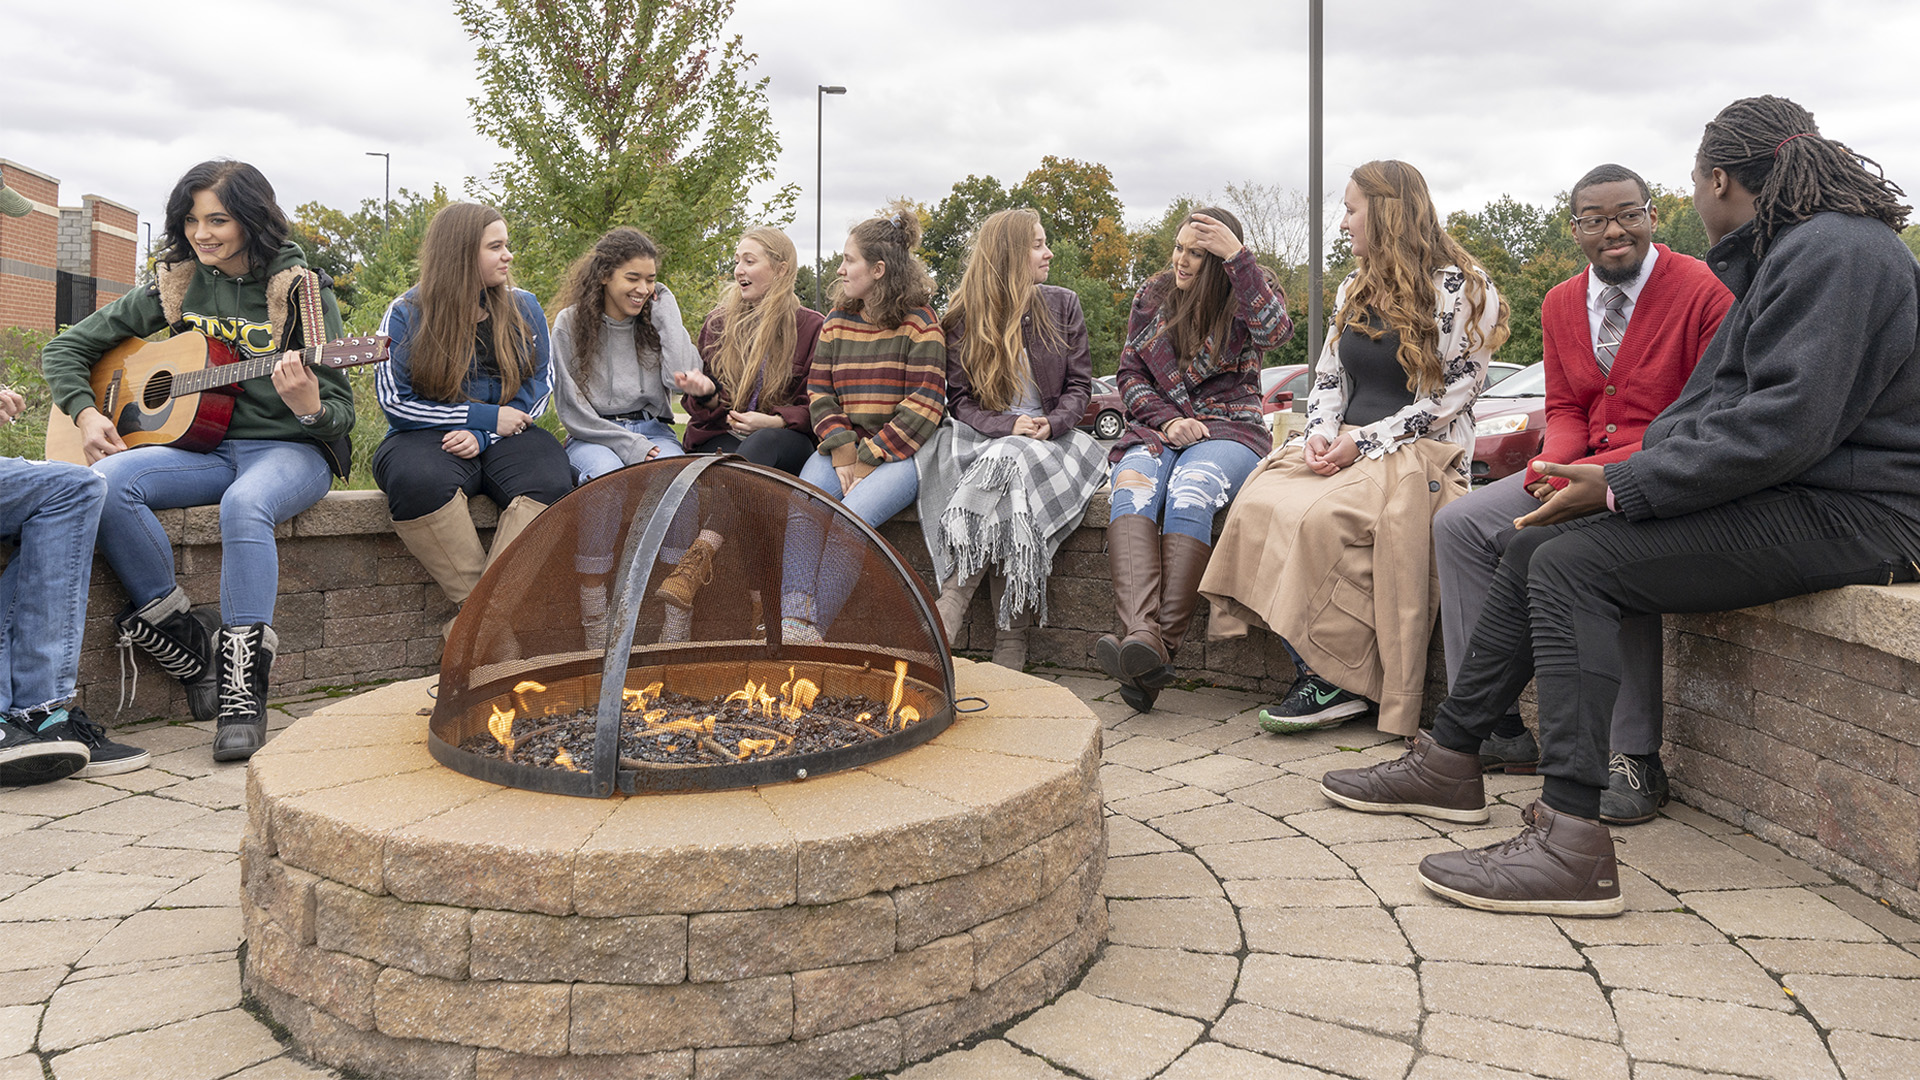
1539, 245, 1733, 469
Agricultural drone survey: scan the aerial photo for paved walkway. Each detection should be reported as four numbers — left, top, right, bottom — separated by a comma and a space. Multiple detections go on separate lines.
4, 671, 1920, 1080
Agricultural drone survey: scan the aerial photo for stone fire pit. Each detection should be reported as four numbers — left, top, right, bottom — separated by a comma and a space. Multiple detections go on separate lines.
239, 659, 1106, 1080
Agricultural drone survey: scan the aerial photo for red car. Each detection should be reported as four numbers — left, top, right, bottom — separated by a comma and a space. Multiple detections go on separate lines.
1470, 362, 1548, 482
1079, 376, 1126, 440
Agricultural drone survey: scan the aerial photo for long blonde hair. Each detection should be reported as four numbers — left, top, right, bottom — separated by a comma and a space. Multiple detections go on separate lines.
407, 202, 535, 403
942, 208, 1061, 412
706, 226, 802, 408
1336, 160, 1508, 394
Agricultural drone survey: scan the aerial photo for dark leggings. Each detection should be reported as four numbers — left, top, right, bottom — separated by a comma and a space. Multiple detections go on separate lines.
698, 427, 815, 475
373, 427, 575, 521
1433, 486, 1918, 816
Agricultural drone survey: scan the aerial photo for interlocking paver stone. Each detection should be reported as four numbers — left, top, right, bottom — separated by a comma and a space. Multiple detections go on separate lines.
0, 921, 116, 972
1287, 807, 1441, 845
40, 958, 240, 1050
1241, 905, 1411, 964
0, 830, 134, 878
1102, 736, 1209, 772
1237, 953, 1419, 1036
0, 968, 62, 1008
1211, 1002, 1414, 1080
1329, 836, 1460, 868
1419, 962, 1617, 1042
1554, 911, 1725, 947
1225, 774, 1337, 818
1159, 1042, 1337, 1079
1076, 945, 1237, 1020
1106, 784, 1223, 822
42, 795, 208, 837
45, 1008, 285, 1080
0, 1006, 34, 1059
1396, 906, 1585, 968
0, 1055, 42, 1080
1357, 864, 1447, 907
1612, 989, 1840, 1080
77, 907, 241, 968
1194, 837, 1351, 880
1100, 853, 1223, 899
1419, 1013, 1629, 1080
1098, 764, 1178, 802
1741, 938, 1920, 977
895, 1038, 1071, 1079
1680, 887, 1884, 941
1005, 990, 1201, 1080
1615, 865, 1682, 911
1811, 885, 1920, 942
0, 871, 178, 922
1587, 944, 1791, 1010
138, 808, 248, 851
1226, 877, 1381, 909
1106, 899, 1241, 953
1612, 820, 1796, 892
1148, 802, 1290, 846
1152, 755, 1282, 792
1104, 816, 1177, 857
1828, 1031, 1920, 1080
1786, 973, 1920, 1037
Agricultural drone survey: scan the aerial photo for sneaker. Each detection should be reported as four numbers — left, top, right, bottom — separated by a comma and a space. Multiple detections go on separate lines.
1479, 725, 1540, 774
1320, 730, 1490, 823
0, 714, 89, 786
1258, 674, 1370, 734
1599, 752, 1669, 826
1417, 800, 1626, 917
39, 708, 150, 778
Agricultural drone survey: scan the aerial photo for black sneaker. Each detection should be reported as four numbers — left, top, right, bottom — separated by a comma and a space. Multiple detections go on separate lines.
1, 715, 89, 786
1599, 752, 1669, 825
1258, 674, 1371, 734
1479, 726, 1540, 774
39, 708, 151, 778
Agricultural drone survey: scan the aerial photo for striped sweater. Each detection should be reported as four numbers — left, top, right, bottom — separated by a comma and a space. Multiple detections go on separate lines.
809, 305, 947, 467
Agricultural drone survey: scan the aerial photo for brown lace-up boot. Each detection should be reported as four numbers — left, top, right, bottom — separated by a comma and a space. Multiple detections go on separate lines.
654, 534, 719, 609
1416, 800, 1625, 917
1320, 731, 1489, 823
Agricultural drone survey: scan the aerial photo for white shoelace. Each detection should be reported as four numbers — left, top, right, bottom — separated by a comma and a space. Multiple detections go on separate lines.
219, 631, 257, 722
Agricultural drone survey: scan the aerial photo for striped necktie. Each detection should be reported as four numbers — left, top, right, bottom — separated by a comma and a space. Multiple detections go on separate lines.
1596, 285, 1628, 375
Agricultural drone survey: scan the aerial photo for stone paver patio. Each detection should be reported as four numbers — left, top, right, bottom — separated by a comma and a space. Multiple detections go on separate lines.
5, 668, 1920, 1079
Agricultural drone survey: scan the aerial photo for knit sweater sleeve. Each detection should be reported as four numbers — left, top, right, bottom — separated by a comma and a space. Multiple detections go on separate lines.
1608, 218, 1917, 519
652, 286, 703, 390
551, 306, 650, 465
1116, 291, 1182, 435
809, 314, 856, 453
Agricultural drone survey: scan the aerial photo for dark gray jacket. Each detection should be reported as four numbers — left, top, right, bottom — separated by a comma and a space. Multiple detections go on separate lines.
1608, 212, 1920, 526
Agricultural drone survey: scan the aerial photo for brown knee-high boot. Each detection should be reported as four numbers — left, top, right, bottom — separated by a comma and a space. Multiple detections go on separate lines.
1095, 513, 1167, 686
1154, 532, 1213, 675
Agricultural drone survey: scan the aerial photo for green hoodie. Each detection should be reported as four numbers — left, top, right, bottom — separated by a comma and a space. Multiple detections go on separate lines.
41, 242, 354, 453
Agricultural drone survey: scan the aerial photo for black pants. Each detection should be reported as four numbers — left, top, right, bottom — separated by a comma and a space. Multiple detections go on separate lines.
373, 427, 575, 521
1433, 486, 1918, 806
700, 427, 814, 476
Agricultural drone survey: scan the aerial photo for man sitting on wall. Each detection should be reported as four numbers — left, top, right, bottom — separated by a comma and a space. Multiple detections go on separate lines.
1431, 163, 1732, 824
1320, 95, 1920, 916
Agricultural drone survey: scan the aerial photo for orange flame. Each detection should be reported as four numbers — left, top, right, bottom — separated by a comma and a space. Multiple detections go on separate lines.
738, 738, 778, 757
885, 661, 908, 729
552, 747, 581, 771
488, 703, 517, 752
623, 682, 664, 712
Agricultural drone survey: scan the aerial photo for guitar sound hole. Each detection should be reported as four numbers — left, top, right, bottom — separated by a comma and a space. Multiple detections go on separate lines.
144, 370, 172, 409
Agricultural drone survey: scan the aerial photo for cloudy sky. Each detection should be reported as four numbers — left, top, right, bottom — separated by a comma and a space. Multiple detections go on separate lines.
6, 0, 1918, 275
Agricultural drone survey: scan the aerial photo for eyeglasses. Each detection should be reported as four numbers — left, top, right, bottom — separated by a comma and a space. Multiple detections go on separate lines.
1570, 202, 1654, 236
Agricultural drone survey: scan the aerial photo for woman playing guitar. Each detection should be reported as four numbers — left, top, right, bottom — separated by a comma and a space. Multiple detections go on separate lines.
40, 159, 353, 763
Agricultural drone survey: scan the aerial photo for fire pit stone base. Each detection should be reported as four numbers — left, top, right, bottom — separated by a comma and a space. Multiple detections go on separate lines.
240, 659, 1106, 1080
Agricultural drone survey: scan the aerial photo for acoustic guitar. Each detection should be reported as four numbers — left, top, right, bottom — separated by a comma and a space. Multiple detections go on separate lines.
44, 331, 388, 466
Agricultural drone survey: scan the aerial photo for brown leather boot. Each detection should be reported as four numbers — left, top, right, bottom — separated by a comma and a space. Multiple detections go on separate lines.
1417, 800, 1625, 917
654, 534, 719, 609
1095, 514, 1167, 685
1320, 731, 1489, 823
1143, 532, 1212, 689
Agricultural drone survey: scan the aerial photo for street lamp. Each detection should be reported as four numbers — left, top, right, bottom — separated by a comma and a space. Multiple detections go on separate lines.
815, 85, 847, 311
1306, 0, 1325, 373
365, 152, 391, 235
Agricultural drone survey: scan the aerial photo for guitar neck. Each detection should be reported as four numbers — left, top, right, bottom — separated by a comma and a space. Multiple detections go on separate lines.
168, 338, 385, 397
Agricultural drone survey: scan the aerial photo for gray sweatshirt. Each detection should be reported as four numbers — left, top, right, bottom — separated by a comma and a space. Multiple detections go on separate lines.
551, 284, 703, 465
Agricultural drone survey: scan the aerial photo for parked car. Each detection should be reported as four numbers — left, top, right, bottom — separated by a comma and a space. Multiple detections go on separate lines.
1261, 364, 1311, 413
1483, 360, 1526, 389
1079, 376, 1125, 440
1470, 362, 1548, 482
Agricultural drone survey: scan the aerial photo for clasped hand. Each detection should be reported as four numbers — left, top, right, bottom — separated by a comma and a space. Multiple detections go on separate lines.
1302, 433, 1359, 475
1160, 417, 1208, 448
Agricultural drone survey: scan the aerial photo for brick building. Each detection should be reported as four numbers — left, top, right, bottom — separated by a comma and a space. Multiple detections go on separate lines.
0, 159, 139, 331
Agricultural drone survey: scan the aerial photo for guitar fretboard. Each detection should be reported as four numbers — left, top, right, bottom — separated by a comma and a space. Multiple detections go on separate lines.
170, 338, 386, 396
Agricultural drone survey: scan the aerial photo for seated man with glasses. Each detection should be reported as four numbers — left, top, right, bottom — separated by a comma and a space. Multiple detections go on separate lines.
1427, 163, 1731, 823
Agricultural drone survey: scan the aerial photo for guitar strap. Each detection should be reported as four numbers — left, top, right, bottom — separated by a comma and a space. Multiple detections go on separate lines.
296, 269, 355, 480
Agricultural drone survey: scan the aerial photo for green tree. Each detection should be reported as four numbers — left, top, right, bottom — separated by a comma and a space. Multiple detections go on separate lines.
293, 186, 454, 335
1649, 184, 1711, 257
1903, 224, 1920, 262
922, 175, 1018, 306
457, 0, 796, 325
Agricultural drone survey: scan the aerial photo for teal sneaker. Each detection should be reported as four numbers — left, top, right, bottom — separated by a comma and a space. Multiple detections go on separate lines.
1258, 675, 1371, 734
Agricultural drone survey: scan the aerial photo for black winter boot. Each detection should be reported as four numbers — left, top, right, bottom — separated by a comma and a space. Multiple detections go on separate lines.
212, 623, 277, 762
115, 586, 218, 722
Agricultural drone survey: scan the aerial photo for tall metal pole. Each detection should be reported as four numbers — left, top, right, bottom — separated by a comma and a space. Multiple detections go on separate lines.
814, 86, 846, 311
1307, 0, 1324, 372
365, 152, 391, 235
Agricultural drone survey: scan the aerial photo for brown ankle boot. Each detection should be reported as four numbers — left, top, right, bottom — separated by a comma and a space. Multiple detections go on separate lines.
1320, 731, 1489, 823
1095, 514, 1167, 685
654, 535, 719, 609
1417, 800, 1625, 917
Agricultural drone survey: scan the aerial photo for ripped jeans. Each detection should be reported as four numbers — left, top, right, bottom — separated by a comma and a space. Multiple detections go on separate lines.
1108, 439, 1261, 542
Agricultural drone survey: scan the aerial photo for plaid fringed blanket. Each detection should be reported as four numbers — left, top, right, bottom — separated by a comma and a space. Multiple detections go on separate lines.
914, 420, 1107, 628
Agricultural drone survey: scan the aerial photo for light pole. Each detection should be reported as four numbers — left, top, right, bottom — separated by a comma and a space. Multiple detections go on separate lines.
815, 85, 846, 311
1306, 0, 1325, 372
365, 152, 391, 235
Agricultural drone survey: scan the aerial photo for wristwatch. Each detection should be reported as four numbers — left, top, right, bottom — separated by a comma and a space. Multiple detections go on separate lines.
296, 408, 326, 427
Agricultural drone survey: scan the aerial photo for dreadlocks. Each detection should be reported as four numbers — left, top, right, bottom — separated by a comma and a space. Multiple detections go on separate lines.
1698, 95, 1909, 258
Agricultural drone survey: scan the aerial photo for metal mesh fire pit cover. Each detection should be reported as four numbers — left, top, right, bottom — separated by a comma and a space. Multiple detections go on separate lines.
427, 456, 955, 797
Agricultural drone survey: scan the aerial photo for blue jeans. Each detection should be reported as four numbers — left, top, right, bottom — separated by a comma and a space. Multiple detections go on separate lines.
93, 440, 334, 624
1, 458, 106, 716
566, 418, 685, 481
782, 451, 921, 631
1108, 439, 1261, 543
